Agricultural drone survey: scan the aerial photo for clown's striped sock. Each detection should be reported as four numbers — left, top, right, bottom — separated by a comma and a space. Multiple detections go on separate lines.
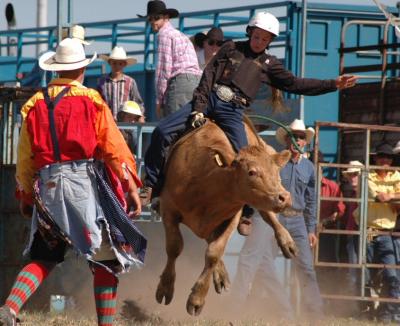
5, 262, 51, 315
94, 266, 118, 326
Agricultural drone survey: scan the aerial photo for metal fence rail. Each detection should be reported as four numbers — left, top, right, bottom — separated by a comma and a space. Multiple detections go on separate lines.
0, 2, 294, 83
314, 120, 400, 304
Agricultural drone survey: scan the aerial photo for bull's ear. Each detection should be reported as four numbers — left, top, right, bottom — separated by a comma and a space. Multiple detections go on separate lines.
274, 150, 291, 168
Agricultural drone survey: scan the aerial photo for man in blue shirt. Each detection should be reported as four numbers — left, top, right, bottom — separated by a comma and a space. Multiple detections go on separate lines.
231, 119, 323, 321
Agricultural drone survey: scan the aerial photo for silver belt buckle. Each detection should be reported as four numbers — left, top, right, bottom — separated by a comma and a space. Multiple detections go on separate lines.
215, 85, 234, 102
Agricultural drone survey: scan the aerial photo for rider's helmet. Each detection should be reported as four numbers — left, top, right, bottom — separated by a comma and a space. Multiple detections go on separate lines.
247, 11, 279, 37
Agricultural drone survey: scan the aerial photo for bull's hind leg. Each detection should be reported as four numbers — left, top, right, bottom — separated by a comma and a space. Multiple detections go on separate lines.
213, 259, 230, 294
186, 211, 241, 316
156, 213, 183, 305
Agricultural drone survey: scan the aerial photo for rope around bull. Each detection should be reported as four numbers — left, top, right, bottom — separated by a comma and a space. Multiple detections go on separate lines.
247, 114, 304, 154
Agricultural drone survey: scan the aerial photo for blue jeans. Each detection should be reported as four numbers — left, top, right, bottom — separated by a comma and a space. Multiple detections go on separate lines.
163, 73, 201, 117
279, 215, 324, 318
231, 214, 295, 320
232, 214, 323, 320
144, 92, 248, 189
366, 235, 400, 321
346, 235, 359, 286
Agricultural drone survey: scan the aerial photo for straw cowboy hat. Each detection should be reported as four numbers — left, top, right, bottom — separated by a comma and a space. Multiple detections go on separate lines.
342, 160, 363, 174
39, 38, 97, 71
137, 0, 179, 18
60, 25, 91, 45
99, 46, 137, 66
275, 119, 315, 145
120, 101, 143, 117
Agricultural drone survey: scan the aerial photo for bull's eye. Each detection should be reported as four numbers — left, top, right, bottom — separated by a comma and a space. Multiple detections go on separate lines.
248, 169, 257, 177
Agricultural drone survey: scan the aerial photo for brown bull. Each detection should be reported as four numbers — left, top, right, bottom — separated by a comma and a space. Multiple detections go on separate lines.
155, 119, 298, 316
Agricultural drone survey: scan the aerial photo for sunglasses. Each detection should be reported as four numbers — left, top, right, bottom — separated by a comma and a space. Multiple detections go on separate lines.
207, 39, 223, 46
292, 133, 306, 140
147, 15, 162, 22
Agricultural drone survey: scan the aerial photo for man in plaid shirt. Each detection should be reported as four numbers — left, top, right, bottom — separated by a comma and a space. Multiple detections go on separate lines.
138, 1, 202, 118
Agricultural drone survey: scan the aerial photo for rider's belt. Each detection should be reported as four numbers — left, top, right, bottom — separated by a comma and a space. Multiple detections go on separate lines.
280, 207, 303, 217
213, 84, 248, 107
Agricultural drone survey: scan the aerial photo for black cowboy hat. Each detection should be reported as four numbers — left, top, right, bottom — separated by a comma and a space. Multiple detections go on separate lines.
137, 1, 179, 19
370, 142, 394, 157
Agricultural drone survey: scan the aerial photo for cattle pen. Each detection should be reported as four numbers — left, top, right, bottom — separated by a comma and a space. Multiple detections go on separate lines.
2, 0, 400, 323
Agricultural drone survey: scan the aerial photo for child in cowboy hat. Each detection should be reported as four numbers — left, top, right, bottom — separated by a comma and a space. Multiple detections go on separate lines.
97, 46, 145, 120
117, 101, 144, 154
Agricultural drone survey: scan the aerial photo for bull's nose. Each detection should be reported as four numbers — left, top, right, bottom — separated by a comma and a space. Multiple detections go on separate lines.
278, 191, 291, 207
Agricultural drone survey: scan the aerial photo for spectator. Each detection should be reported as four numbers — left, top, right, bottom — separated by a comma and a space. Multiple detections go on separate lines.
117, 100, 144, 154
312, 150, 345, 258
97, 46, 145, 120
20, 25, 90, 88
231, 118, 324, 321
354, 142, 400, 322
138, 0, 202, 118
341, 160, 363, 291
0, 38, 144, 326
139, 11, 357, 206
310, 150, 345, 296
195, 27, 224, 70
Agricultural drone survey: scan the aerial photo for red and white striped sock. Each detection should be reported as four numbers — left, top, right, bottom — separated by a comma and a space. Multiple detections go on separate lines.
5, 262, 51, 315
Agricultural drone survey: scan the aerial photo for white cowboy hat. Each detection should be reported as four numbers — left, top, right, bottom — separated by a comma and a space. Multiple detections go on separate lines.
99, 46, 137, 66
342, 160, 363, 174
39, 38, 97, 71
275, 119, 315, 145
120, 101, 143, 117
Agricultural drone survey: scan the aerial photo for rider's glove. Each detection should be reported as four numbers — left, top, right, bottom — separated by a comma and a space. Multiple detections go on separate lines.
190, 111, 206, 129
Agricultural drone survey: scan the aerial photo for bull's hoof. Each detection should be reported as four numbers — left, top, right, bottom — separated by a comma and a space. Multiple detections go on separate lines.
276, 228, 298, 259
155, 282, 174, 305
186, 293, 205, 316
213, 263, 230, 294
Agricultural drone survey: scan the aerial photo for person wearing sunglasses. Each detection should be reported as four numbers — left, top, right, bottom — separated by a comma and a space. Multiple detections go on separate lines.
194, 27, 225, 70
231, 119, 325, 321
138, 1, 202, 119
139, 11, 357, 212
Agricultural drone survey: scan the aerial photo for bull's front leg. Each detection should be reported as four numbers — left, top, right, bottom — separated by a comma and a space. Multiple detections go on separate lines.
186, 210, 241, 316
260, 210, 298, 258
213, 259, 230, 294
156, 212, 183, 305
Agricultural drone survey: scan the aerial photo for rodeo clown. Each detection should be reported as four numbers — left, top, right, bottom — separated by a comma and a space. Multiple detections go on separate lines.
0, 38, 146, 326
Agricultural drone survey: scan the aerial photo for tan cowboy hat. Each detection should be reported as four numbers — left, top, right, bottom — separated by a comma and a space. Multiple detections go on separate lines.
99, 46, 137, 66
275, 119, 315, 145
120, 101, 143, 117
39, 38, 97, 71
342, 160, 363, 174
